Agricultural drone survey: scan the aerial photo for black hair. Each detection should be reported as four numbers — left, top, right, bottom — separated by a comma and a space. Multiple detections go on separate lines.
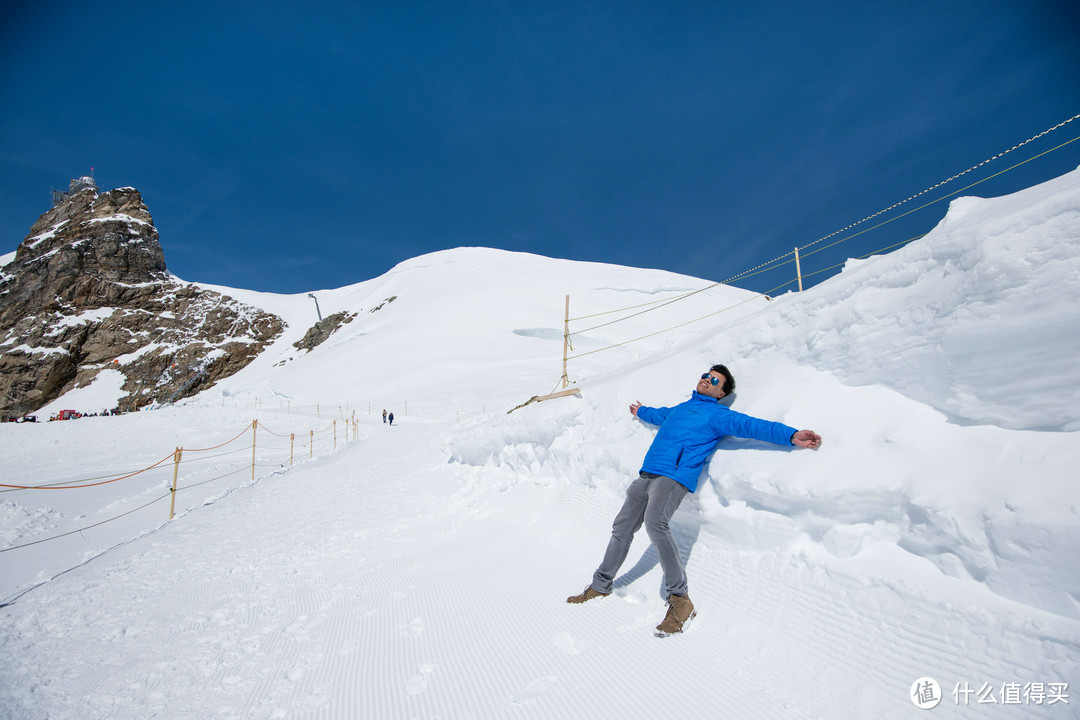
710, 364, 735, 396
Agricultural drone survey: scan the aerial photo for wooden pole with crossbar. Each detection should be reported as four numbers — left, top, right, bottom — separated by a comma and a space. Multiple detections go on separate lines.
561, 295, 570, 388
794, 246, 804, 292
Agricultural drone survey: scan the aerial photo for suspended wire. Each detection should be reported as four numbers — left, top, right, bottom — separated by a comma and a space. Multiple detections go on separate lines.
565, 229, 928, 362
797, 112, 1080, 256
0, 492, 171, 553
185, 423, 253, 452
571, 282, 722, 336
565, 128, 1080, 360
0, 451, 176, 491
799, 132, 1080, 265
567, 114, 1080, 335
569, 278, 796, 360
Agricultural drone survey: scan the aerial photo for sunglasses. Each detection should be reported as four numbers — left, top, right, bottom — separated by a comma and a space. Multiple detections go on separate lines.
700, 373, 721, 386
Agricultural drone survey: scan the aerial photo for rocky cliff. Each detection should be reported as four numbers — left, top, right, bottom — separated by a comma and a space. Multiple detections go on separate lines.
0, 185, 284, 418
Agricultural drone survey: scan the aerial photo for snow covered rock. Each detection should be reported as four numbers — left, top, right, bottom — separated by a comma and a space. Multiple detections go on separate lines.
0, 185, 284, 418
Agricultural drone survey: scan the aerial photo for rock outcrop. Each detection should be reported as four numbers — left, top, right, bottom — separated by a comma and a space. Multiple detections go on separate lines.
0, 184, 284, 418
292, 311, 357, 353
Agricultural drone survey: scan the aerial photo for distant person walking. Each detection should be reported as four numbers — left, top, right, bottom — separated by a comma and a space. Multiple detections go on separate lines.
388, 412, 395, 426
382, 409, 387, 423
566, 364, 822, 636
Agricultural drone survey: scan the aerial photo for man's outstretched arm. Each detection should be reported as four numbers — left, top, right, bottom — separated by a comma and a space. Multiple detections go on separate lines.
630, 401, 672, 426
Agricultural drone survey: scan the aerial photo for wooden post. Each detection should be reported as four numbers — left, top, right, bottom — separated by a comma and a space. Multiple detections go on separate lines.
562, 294, 570, 388
251, 420, 257, 483
333, 420, 337, 450
290, 433, 294, 467
169, 447, 183, 520
794, 246, 804, 292
507, 386, 582, 414
309, 430, 314, 459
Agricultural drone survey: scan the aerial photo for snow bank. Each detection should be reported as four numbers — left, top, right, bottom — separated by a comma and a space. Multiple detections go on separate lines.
729, 167, 1080, 432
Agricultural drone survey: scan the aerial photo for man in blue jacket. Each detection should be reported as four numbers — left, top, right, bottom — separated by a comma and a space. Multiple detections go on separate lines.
567, 364, 822, 636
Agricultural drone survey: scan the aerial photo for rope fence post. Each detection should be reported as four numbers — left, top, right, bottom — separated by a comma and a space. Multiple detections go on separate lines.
290, 433, 295, 467
309, 430, 314, 459
794, 246, 804, 292
169, 447, 183, 520
251, 420, 258, 483
333, 420, 337, 450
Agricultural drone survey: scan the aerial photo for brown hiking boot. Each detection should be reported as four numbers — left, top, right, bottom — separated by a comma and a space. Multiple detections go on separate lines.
655, 594, 696, 636
566, 586, 610, 604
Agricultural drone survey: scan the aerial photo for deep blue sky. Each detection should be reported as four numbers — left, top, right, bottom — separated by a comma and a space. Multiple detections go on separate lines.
2, 1, 1078, 295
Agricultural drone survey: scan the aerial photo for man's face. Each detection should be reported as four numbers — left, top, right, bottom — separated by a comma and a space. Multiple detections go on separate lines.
697, 370, 727, 399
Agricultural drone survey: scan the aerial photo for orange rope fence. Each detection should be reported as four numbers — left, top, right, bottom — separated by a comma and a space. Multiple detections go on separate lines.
0, 413, 362, 554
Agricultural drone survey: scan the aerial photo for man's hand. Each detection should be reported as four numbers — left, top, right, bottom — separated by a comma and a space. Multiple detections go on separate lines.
791, 430, 822, 449
630, 401, 642, 417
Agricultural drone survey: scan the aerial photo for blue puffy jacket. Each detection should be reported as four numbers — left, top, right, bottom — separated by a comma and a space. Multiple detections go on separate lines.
636, 391, 797, 492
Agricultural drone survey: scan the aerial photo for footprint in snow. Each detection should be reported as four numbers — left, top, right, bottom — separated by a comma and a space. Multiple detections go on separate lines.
399, 617, 424, 637
552, 632, 590, 655
509, 676, 559, 705
405, 663, 435, 695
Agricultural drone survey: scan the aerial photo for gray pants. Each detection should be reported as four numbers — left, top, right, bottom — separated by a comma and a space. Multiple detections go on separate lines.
591, 472, 690, 598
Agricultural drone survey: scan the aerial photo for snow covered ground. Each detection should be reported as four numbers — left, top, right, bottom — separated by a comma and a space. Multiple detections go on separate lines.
1, 168, 1079, 718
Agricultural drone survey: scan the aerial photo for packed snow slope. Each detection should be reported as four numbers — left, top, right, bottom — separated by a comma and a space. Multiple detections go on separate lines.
1, 167, 1079, 719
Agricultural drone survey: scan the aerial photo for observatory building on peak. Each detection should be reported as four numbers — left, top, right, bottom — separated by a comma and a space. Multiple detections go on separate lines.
52, 171, 99, 206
